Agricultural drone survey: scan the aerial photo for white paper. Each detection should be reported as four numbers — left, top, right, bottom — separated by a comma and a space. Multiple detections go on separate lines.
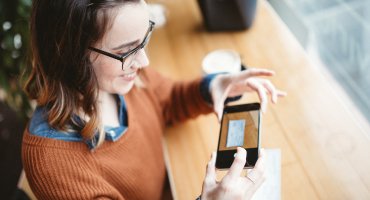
251, 149, 281, 200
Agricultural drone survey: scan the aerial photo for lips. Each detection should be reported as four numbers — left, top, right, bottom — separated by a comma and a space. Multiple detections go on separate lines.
120, 71, 137, 81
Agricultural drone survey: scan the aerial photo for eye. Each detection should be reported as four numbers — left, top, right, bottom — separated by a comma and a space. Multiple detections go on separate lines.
117, 45, 136, 55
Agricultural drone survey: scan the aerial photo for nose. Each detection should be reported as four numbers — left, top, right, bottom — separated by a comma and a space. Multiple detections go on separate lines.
138, 49, 150, 67
130, 49, 149, 69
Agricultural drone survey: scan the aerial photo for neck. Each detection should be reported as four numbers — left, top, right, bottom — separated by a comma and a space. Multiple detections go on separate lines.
98, 90, 120, 127
98, 90, 113, 103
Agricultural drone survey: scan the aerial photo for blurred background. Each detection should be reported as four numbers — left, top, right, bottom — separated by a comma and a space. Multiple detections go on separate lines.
0, 0, 369, 199
269, 0, 370, 121
1, 0, 31, 199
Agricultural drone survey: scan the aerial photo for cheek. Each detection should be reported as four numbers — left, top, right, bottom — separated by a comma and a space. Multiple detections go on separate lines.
92, 58, 135, 94
93, 58, 120, 85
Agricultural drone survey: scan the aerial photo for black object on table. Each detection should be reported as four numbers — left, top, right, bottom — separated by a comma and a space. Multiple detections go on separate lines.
197, 0, 257, 31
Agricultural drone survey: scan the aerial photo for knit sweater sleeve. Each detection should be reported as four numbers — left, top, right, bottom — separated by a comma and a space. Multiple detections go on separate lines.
142, 68, 214, 125
22, 136, 125, 200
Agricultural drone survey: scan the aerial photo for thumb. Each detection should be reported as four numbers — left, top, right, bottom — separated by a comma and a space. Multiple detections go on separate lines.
204, 152, 217, 187
213, 90, 229, 122
213, 95, 224, 122
216, 105, 223, 122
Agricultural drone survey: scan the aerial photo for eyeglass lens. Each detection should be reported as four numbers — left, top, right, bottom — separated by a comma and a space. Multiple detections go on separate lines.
121, 31, 153, 70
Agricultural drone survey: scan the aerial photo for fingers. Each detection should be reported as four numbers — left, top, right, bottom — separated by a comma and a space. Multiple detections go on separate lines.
246, 149, 265, 185
226, 147, 247, 179
262, 80, 278, 104
204, 152, 217, 187
212, 68, 286, 116
261, 80, 287, 103
277, 90, 288, 97
244, 77, 287, 112
232, 68, 275, 83
246, 80, 268, 113
251, 149, 265, 175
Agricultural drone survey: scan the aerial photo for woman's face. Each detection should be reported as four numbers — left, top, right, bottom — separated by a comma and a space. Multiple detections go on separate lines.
90, 1, 150, 95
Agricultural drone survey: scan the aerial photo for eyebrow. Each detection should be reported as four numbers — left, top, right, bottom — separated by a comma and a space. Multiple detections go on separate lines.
111, 39, 140, 51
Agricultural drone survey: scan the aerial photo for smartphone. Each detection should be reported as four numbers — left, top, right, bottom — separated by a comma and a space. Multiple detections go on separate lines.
216, 103, 261, 169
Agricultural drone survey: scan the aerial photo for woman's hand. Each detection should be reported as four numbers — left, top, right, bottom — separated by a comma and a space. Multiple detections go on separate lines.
210, 68, 287, 120
201, 147, 266, 200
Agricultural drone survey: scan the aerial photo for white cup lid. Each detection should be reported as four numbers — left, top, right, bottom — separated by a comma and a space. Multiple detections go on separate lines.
202, 49, 241, 74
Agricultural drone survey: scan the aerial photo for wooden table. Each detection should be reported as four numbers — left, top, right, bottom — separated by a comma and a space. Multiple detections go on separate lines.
147, 0, 370, 199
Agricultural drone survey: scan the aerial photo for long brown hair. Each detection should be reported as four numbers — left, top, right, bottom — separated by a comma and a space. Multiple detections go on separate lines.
24, 0, 139, 147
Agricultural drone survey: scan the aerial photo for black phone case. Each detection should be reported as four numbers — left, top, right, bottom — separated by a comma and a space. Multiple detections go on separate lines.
216, 103, 261, 169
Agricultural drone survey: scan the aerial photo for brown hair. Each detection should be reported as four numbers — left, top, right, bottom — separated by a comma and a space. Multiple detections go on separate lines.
24, 0, 139, 147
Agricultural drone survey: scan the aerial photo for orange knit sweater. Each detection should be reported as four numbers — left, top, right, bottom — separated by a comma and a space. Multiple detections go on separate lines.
22, 68, 214, 200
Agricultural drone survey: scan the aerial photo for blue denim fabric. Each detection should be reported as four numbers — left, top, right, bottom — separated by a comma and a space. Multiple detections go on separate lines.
29, 74, 240, 150
29, 107, 84, 142
29, 95, 129, 149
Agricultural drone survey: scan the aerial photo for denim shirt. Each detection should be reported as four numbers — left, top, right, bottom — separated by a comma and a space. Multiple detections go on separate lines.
29, 74, 241, 150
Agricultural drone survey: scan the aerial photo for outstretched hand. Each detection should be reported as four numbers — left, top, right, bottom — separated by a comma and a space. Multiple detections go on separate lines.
210, 68, 287, 120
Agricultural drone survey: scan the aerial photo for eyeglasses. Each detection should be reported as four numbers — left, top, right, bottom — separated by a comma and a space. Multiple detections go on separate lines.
89, 20, 155, 70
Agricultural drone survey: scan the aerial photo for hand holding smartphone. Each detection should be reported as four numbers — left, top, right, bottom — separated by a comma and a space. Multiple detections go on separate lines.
216, 103, 261, 169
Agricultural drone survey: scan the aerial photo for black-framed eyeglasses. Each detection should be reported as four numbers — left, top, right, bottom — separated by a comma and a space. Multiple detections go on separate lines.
89, 20, 155, 70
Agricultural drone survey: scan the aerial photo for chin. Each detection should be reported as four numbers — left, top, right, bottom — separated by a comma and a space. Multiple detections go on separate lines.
116, 82, 135, 95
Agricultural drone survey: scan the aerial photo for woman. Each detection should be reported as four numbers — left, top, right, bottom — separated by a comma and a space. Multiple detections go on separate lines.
22, 0, 286, 199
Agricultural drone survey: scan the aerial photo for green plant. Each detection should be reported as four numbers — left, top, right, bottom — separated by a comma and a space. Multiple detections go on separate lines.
0, 0, 32, 120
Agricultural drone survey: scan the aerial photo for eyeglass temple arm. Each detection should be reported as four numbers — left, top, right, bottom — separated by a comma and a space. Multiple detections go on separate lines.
88, 47, 123, 61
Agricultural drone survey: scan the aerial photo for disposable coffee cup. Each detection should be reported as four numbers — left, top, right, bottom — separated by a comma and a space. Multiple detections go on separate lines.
202, 49, 241, 74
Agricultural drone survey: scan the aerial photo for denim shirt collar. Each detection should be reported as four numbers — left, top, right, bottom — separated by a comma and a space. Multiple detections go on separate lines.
29, 94, 128, 150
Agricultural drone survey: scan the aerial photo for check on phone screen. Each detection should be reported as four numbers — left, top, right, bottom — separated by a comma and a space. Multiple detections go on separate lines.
220, 111, 259, 150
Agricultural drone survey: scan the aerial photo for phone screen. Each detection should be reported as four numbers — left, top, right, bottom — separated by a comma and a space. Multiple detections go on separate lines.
216, 103, 261, 169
